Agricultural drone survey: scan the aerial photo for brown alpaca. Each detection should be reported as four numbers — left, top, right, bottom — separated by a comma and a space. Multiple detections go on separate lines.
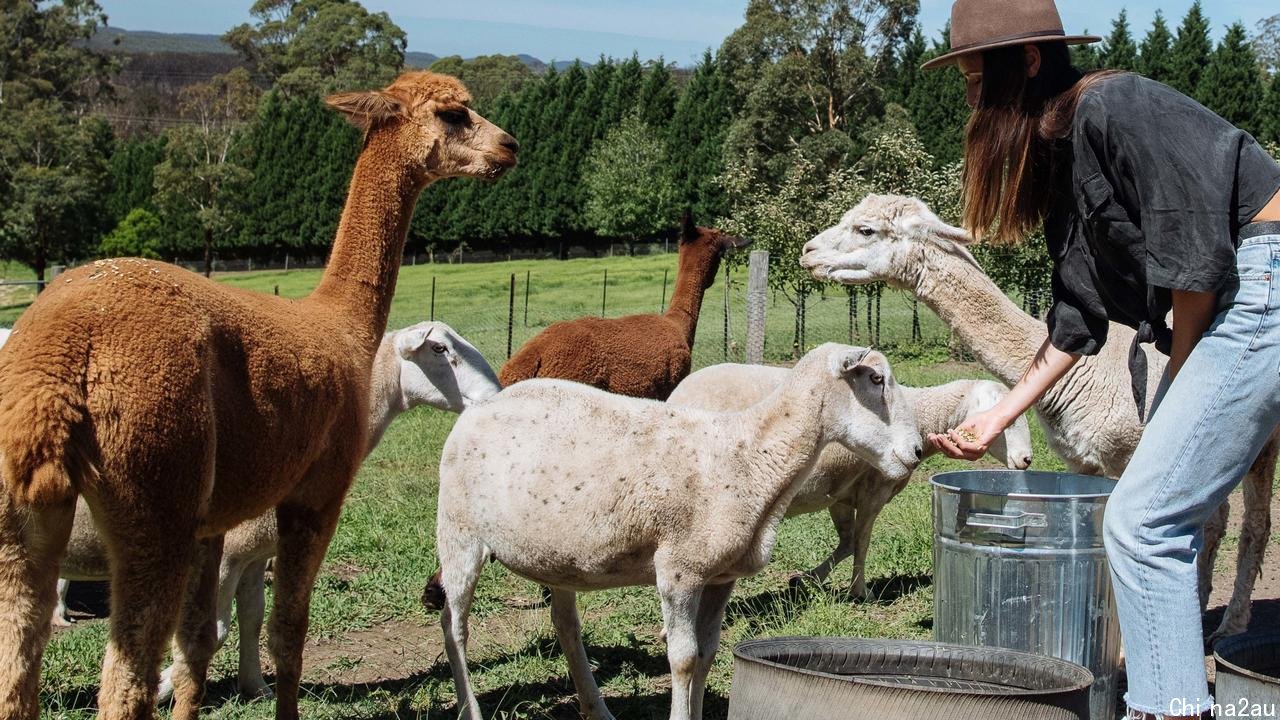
499, 216, 748, 400
0, 71, 516, 720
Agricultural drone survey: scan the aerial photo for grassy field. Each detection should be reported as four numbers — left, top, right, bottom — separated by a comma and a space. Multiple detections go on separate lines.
38, 256, 1071, 719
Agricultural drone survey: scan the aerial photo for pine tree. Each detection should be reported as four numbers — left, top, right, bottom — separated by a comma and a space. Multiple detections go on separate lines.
1261, 72, 1280, 144
1101, 10, 1138, 71
908, 29, 969, 167
636, 59, 678, 128
1199, 22, 1263, 136
1170, 1, 1212, 99
1138, 11, 1174, 83
1072, 33, 1102, 71
105, 135, 166, 226
667, 50, 734, 219
888, 28, 927, 106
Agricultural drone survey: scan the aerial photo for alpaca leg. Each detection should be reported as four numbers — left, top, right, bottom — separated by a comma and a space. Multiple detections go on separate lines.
549, 589, 614, 720
234, 560, 272, 699
267, 500, 344, 720
689, 582, 734, 720
1212, 447, 1277, 641
168, 536, 225, 720
53, 577, 73, 627
0, 494, 75, 720
438, 536, 486, 720
1199, 500, 1229, 611
657, 573, 702, 720
797, 504, 855, 587
158, 545, 243, 704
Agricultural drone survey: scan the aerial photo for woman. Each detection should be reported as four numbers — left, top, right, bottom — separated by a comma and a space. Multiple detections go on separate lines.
923, 1, 1280, 718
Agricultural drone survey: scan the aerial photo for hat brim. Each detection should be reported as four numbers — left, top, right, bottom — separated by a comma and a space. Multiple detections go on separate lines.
921, 34, 1102, 71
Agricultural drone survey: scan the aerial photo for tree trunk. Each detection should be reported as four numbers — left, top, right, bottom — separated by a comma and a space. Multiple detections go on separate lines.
34, 258, 46, 294
203, 228, 214, 278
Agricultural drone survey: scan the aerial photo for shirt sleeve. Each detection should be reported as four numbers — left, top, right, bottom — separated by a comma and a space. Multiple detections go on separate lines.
1043, 210, 1110, 356
1075, 80, 1280, 294
1046, 269, 1109, 356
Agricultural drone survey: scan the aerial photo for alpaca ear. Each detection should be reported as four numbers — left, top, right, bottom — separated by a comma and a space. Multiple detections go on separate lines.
396, 327, 432, 359
678, 209, 696, 244
325, 90, 408, 129
901, 214, 974, 246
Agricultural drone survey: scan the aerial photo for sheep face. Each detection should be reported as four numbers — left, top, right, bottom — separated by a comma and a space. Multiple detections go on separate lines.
799, 194, 974, 287
395, 322, 501, 412
960, 382, 1034, 470
819, 345, 922, 483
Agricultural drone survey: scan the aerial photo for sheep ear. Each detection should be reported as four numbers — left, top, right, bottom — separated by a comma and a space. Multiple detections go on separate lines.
396, 328, 431, 359
325, 90, 408, 129
831, 348, 872, 378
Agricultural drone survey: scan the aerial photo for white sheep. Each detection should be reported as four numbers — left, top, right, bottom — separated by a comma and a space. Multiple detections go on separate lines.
799, 193, 1277, 640
429, 343, 923, 720
52, 321, 500, 701
668, 364, 1032, 597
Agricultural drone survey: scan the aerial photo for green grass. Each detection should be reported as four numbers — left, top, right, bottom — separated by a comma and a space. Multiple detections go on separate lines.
37, 255, 1068, 719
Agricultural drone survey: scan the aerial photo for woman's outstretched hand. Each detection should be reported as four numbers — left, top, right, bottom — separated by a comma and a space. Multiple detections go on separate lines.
928, 408, 1009, 461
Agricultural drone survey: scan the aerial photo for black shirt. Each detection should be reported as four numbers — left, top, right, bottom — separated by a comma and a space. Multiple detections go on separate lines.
1044, 73, 1280, 412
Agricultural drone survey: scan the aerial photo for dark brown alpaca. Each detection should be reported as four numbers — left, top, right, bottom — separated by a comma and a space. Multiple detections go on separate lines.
499, 216, 749, 400
0, 72, 516, 720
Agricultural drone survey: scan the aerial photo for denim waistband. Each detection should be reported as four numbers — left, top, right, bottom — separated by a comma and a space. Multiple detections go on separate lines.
1240, 220, 1280, 242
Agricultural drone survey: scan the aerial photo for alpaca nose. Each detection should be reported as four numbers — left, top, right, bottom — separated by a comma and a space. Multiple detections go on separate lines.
499, 134, 520, 154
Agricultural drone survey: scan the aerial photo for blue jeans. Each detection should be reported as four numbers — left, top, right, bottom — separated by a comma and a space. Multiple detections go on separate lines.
1103, 223, 1280, 717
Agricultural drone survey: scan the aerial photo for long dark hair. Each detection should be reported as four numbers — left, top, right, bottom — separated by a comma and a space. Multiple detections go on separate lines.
961, 41, 1118, 245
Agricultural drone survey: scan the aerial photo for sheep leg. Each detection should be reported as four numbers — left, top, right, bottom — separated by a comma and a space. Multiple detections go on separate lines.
689, 581, 734, 720
0, 494, 75, 720
1199, 500, 1229, 611
53, 577, 73, 627
1211, 444, 1277, 642
657, 574, 702, 720
438, 536, 486, 720
797, 503, 856, 588
158, 545, 245, 704
267, 499, 344, 720
234, 560, 272, 699
168, 535, 225, 720
549, 589, 614, 720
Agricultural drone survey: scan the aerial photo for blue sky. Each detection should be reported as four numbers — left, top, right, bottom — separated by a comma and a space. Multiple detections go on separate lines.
99, 1, 1277, 65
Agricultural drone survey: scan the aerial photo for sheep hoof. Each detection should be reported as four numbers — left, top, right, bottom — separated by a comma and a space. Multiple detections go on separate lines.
421, 570, 446, 612
51, 614, 75, 628
787, 572, 819, 590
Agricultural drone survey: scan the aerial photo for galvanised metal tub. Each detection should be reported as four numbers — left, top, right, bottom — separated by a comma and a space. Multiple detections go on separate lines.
1214, 630, 1280, 718
727, 637, 1092, 719
931, 470, 1120, 720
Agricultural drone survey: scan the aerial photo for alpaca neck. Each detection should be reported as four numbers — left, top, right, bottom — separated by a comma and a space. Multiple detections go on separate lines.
312, 133, 428, 351
907, 245, 1046, 387
665, 250, 722, 343
366, 338, 406, 452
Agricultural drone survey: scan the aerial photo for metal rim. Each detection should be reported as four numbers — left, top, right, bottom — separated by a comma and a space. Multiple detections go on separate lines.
732, 637, 1095, 696
930, 470, 1116, 500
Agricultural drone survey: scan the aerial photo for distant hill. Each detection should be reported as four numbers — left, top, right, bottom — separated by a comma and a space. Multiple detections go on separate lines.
92, 27, 577, 72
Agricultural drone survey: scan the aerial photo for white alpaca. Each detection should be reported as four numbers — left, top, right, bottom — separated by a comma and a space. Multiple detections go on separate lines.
800, 194, 1277, 640
53, 321, 500, 700
431, 344, 922, 720
669, 364, 1032, 597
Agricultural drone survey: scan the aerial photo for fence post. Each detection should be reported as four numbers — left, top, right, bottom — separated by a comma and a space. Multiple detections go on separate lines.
507, 273, 516, 359
601, 269, 608, 317
746, 250, 768, 364
430, 276, 436, 322
660, 268, 669, 312
722, 264, 730, 361
284, 254, 290, 271
273, 285, 279, 296
523, 270, 531, 327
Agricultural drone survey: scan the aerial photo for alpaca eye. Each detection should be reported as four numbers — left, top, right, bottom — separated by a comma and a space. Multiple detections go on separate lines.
430, 342, 448, 354
437, 109, 467, 125
857, 226, 876, 237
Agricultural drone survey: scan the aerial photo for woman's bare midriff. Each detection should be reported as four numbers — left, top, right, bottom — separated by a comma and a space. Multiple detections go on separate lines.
1256, 187, 1280, 222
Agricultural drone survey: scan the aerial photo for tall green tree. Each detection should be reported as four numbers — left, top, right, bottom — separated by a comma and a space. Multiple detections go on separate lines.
1138, 11, 1175, 82
906, 28, 969, 166
1170, 1, 1212, 99
582, 114, 676, 249
667, 51, 734, 220
426, 55, 534, 108
1101, 10, 1139, 71
153, 71, 257, 274
636, 60, 678, 128
223, 0, 406, 96
1199, 22, 1262, 135
1261, 72, 1280, 144
1071, 32, 1102, 71
1255, 14, 1280, 75
105, 135, 166, 224
888, 27, 927, 106
0, 0, 117, 287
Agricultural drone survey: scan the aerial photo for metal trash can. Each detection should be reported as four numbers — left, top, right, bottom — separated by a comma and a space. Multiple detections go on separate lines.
932, 470, 1120, 720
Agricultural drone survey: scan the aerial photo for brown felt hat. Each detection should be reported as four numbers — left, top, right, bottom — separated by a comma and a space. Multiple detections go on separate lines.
921, 0, 1101, 71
